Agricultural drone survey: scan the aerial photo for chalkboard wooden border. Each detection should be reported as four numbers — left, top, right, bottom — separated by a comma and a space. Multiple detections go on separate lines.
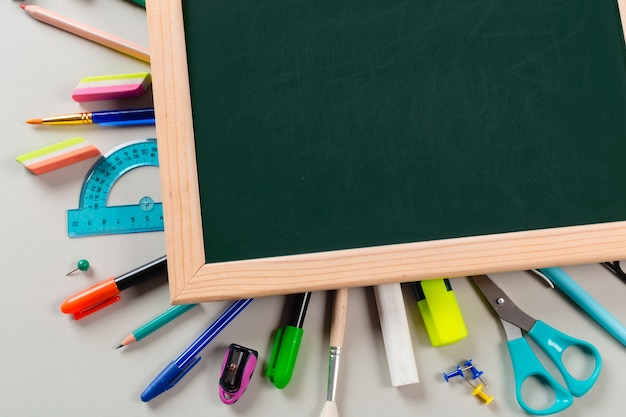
147, 0, 626, 303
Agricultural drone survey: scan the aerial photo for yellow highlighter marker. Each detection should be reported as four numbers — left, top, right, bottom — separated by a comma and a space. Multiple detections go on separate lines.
412, 278, 468, 346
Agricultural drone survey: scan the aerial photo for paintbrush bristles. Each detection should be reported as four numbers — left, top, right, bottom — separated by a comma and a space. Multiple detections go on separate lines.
330, 288, 349, 347
319, 400, 339, 417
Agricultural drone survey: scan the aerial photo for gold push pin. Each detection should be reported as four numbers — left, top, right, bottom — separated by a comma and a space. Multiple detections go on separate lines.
466, 380, 494, 405
66, 259, 90, 276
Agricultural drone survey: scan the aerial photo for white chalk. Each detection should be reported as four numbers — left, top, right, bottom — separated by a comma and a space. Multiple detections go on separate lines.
374, 283, 420, 386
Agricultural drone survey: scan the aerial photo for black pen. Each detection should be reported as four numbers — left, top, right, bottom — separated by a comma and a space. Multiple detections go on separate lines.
602, 261, 626, 284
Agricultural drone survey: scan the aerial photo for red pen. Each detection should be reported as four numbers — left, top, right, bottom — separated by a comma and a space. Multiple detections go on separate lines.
61, 256, 167, 319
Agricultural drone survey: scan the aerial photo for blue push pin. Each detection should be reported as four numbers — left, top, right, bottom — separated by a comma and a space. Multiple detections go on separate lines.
462, 359, 487, 387
443, 365, 465, 382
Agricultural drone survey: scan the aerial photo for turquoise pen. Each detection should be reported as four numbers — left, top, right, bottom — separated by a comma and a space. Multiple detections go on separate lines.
535, 267, 626, 346
116, 304, 198, 348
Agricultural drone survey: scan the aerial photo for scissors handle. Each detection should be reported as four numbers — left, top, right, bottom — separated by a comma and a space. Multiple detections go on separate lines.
528, 320, 602, 397
507, 337, 573, 415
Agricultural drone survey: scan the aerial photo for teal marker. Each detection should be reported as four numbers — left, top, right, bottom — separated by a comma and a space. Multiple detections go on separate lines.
267, 292, 311, 388
117, 304, 198, 348
535, 267, 626, 346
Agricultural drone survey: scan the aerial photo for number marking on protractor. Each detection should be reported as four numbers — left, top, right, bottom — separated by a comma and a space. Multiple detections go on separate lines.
67, 138, 163, 237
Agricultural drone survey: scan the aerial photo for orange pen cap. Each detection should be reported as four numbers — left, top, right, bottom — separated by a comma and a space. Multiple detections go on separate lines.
60, 277, 121, 320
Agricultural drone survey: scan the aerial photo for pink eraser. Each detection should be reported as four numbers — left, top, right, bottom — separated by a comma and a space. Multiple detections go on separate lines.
16, 137, 101, 175
71, 72, 152, 102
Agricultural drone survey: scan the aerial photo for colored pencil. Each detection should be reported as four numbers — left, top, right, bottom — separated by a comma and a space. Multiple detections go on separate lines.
20, 4, 150, 63
116, 304, 199, 348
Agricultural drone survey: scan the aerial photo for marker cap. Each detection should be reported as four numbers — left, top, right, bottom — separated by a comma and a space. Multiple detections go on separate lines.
60, 277, 120, 319
266, 325, 303, 389
415, 279, 468, 346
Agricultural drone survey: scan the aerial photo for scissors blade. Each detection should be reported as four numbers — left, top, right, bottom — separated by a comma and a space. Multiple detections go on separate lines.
471, 275, 536, 334
500, 318, 525, 341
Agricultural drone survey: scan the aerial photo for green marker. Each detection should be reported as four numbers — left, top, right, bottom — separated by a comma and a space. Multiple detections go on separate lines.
116, 303, 198, 348
266, 292, 311, 388
127, 0, 146, 8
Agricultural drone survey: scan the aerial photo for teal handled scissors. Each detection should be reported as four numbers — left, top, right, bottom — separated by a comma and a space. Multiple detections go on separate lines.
471, 275, 601, 415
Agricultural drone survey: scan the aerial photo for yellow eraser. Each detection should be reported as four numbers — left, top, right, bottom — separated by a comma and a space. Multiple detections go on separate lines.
16, 137, 101, 175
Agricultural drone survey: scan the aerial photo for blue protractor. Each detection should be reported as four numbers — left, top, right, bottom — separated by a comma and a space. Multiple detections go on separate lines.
67, 138, 163, 237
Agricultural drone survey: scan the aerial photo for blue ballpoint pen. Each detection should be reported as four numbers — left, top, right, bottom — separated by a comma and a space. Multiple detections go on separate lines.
141, 298, 253, 402
26, 108, 155, 126
534, 267, 626, 346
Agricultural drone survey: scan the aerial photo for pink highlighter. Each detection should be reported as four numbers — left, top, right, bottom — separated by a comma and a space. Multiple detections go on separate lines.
219, 344, 258, 404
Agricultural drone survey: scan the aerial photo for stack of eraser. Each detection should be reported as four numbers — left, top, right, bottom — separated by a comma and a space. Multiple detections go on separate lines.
16, 137, 101, 175
72, 72, 152, 102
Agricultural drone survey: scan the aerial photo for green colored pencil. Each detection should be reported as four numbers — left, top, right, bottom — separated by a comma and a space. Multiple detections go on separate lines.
116, 304, 198, 348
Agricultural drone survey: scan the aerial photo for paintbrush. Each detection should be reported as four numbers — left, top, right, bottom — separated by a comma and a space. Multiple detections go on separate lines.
319, 288, 349, 417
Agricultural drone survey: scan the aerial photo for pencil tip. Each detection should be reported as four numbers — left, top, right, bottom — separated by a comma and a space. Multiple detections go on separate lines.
25, 118, 42, 125
115, 344, 124, 349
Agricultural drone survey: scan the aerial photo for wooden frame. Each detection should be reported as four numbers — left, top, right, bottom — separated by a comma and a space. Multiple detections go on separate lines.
147, 0, 626, 303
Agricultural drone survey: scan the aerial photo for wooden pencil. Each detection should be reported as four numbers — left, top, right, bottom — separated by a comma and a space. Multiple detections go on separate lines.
20, 4, 150, 63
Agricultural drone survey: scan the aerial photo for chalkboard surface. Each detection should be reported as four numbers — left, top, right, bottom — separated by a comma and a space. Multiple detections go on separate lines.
148, 0, 626, 301
184, 0, 626, 262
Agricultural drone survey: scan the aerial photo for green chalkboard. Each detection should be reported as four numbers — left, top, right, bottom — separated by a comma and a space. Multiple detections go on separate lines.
181, 0, 626, 265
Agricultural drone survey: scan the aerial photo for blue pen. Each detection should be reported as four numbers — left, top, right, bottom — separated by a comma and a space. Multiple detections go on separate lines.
26, 108, 155, 126
141, 298, 253, 402
535, 267, 626, 346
